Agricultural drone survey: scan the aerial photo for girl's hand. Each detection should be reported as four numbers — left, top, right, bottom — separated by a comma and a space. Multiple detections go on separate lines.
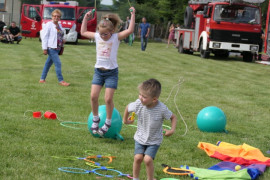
84, 11, 92, 20
129, 7, 135, 15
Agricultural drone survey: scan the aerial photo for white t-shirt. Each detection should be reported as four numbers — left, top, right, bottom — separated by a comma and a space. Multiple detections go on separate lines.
94, 33, 120, 70
128, 99, 173, 145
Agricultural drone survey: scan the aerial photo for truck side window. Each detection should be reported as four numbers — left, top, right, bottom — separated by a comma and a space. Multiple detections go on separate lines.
28, 6, 41, 21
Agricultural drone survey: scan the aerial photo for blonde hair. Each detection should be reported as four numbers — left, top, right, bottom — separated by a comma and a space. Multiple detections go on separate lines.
51, 9, 62, 17
98, 13, 121, 32
138, 79, 162, 98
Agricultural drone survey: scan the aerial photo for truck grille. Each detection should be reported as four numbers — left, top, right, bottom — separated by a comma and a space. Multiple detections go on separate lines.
209, 29, 261, 44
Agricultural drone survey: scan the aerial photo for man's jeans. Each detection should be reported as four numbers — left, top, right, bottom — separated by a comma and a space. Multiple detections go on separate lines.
141, 36, 148, 51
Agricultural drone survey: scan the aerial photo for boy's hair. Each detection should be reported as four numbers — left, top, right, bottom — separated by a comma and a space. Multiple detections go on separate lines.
98, 13, 121, 32
138, 79, 161, 98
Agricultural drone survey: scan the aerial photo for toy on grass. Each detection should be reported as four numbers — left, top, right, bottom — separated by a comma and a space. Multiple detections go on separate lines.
88, 105, 124, 140
58, 167, 133, 179
84, 155, 116, 164
196, 106, 227, 133
162, 164, 195, 175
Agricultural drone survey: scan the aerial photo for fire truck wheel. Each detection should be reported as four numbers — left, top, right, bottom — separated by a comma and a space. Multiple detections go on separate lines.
200, 41, 210, 58
178, 36, 184, 53
184, 6, 193, 29
243, 52, 253, 62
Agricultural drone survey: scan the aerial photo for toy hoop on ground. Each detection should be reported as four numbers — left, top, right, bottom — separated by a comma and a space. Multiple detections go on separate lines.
92, 167, 133, 179
84, 150, 112, 157
58, 167, 133, 179
85, 155, 116, 164
60, 121, 88, 129
162, 164, 195, 175
58, 167, 92, 174
51, 156, 86, 161
85, 162, 114, 169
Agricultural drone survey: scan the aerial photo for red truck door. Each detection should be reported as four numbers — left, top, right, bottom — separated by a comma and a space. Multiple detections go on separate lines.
76, 7, 97, 38
21, 4, 42, 37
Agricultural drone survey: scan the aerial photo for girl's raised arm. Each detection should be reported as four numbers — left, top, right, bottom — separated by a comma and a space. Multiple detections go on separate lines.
80, 11, 95, 39
118, 7, 135, 40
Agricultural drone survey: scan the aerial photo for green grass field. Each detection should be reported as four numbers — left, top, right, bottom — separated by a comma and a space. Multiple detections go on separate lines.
0, 38, 270, 179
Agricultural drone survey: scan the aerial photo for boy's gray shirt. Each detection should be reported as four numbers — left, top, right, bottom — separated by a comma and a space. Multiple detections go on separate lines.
128, 99, 172, 145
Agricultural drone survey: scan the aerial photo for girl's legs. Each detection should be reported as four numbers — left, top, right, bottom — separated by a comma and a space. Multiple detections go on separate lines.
133, 154, 144, 180
90, 84, 103, 134
144, 155, 155, 180
98, 87, 115, 135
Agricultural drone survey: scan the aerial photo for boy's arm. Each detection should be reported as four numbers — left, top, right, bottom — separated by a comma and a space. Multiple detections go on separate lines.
118, 7, 135, 40
164, 113, 177, 137
123, 105, 134, 124
80, 11, 95, 39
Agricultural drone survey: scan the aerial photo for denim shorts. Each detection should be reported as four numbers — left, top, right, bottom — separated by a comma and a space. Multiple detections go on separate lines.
92, 68, 118, 89
134, 141, 160, 160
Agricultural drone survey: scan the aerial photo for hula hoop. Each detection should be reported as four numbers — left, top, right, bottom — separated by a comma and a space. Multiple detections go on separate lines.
60, 121, 88, 130
84, 150, 112, 157
85, 162, 114, 169
84, 155, 116, 164
51, 156, 85, 161
58, 167, 92, 174
92, 167, 132, 179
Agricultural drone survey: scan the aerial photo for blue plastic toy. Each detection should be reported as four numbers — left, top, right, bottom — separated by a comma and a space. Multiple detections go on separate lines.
88, 105, 124, 140
196, 106, 227, 133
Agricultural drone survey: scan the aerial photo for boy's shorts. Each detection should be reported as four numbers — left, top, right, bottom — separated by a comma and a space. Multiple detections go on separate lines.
134, 141, 160, 160
92, 68, 118, 89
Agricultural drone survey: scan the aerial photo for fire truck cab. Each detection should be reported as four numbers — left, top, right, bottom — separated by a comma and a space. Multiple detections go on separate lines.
20, 0, 97, 44
176, 0, 264, 62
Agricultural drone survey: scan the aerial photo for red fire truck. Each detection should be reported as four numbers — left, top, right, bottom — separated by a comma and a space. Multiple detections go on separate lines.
176, 0, 264, 62
20, 0, 96, 44
264, 0, 270, 56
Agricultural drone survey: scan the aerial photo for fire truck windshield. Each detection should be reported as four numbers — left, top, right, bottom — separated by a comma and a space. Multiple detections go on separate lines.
214, 4, 260, 24
43, 7, 75, 20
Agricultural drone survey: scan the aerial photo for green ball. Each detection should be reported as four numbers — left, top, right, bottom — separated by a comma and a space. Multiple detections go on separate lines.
88, 105, 124, 140
197, 106, 227, 133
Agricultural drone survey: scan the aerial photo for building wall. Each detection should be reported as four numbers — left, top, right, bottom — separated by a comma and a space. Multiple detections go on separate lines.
0, 0, 21, 26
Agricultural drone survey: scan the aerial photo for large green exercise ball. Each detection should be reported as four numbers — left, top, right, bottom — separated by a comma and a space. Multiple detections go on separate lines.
196, 106, 227, 133
88, 105, 124, 140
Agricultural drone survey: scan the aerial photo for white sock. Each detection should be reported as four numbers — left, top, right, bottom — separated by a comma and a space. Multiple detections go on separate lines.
105, 119, 111, 126
91, 116, 100, 128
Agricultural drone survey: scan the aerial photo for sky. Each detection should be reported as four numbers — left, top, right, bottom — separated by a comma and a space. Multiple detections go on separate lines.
100, 0, 113, 5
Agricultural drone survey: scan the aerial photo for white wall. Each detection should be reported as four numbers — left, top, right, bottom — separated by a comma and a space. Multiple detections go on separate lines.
0, 0, 21, 26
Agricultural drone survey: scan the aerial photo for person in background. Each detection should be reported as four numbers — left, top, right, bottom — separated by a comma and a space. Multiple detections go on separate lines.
138, 17, 150, 51
167, 24, 175, 48
9, 21, 22, 44
124, 16, 130, 43
2, 26, 13, 43
40, 9, 70, 86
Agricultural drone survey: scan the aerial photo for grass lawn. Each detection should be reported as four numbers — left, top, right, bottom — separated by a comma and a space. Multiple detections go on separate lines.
0, 38, 270, 180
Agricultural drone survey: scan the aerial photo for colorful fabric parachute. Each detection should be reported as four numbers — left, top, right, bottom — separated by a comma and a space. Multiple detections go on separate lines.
208, 161, 266, 180
181, 165, 252, 180
198, 141, 270, 166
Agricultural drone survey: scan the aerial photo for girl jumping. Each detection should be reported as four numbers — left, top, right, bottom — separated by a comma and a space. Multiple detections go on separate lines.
81, 7, 135, 136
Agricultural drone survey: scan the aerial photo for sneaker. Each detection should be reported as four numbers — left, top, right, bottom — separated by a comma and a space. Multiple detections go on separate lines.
59, 81, 70, 86
39, 80, 46, 83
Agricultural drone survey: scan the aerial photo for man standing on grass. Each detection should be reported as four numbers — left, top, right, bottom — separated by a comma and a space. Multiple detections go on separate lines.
9, 21, 22, 44
138, 17, 150, 51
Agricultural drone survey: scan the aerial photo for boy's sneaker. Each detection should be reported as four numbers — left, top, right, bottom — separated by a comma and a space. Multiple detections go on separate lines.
39, 80, 46, 83
59, 81, 70, 86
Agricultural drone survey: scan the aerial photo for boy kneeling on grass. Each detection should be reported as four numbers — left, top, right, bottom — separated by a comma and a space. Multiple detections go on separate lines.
123, 78, 177, 180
